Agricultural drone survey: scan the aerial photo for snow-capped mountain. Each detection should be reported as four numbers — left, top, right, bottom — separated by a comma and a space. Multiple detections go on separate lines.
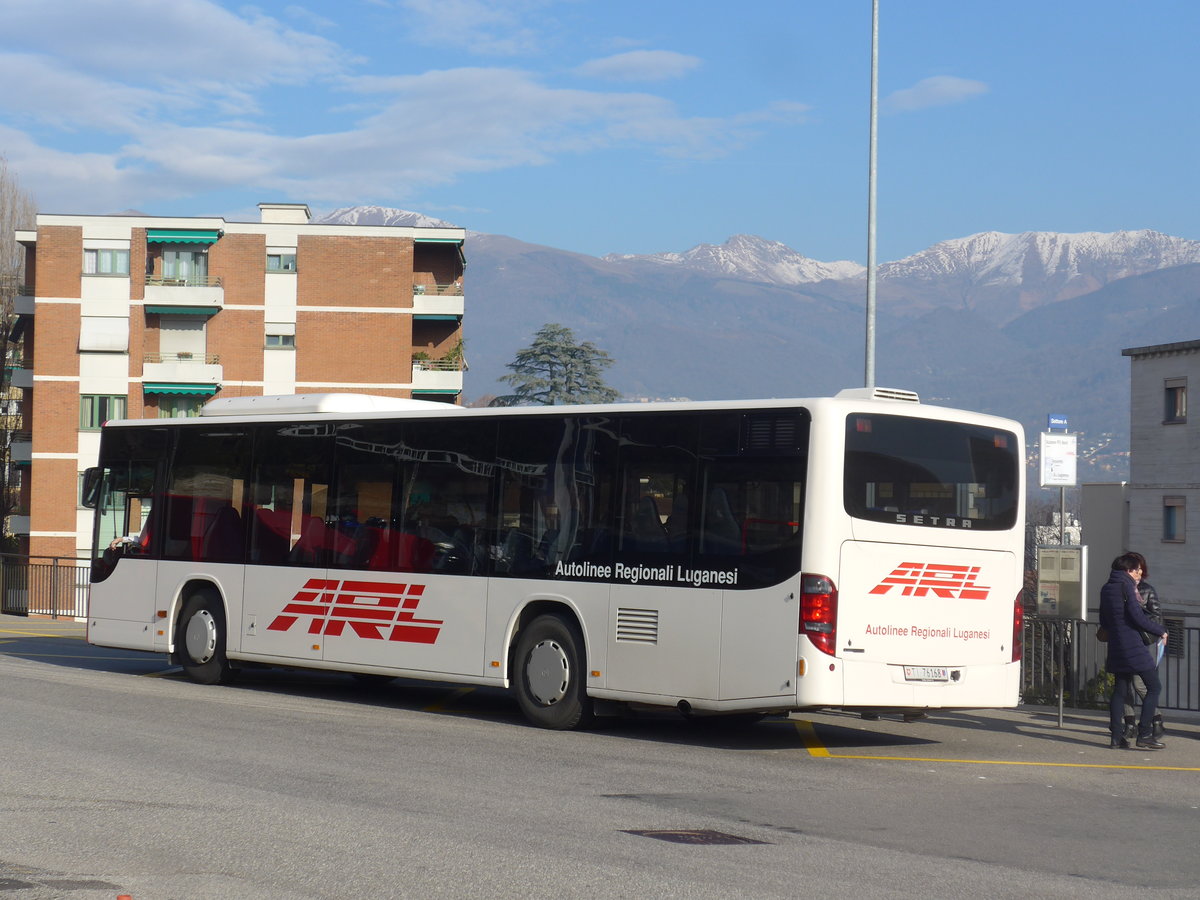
874, 229, 1200, 321
881, 229, 1200, 286
295, 205, 1200, 465
318, 205, 459, 229
603, 234, 866, 285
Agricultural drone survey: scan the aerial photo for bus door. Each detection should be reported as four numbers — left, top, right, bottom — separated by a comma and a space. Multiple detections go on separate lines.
606, 415, 724, 700
318, 419, 493, 678
711, 411, 808, 703
241, 423, 331, 664
84, 426, 168, 650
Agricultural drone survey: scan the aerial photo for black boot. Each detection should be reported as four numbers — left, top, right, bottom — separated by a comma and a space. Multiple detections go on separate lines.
1152, 715, 1165, 740
1123, 716, 1137, 741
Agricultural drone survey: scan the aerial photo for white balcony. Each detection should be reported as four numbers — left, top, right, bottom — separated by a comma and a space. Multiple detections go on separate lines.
412, 359, 464, 393
412, 282, 464, 318
144, 275, 224, 310
142, 353, 223, 386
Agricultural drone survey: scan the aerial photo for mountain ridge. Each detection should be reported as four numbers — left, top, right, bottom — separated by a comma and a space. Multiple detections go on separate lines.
314, 206, 1200, 477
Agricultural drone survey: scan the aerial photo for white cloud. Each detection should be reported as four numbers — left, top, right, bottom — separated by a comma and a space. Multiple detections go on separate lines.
0, 2, 810, 216
0, 0, 348, 86
396, 0, 552, 56
883, 75, 989, 113
574, 50, 702, 83
0, 54, 170, 132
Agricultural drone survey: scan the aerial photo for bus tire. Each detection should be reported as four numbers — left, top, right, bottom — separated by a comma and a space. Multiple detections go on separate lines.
513, 614, 593, 730
176, 588, 232, 685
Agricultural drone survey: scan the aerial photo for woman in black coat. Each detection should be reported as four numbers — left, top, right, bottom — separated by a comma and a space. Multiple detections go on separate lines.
1099, 553, 1168, 749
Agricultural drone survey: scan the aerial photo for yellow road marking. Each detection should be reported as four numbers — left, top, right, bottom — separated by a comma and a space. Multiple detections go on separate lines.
3, 652, 142, 660
794, 719, 831, 757
422, 686, 475, 713
792, 720, 1200, 772
0, 628, 82, 638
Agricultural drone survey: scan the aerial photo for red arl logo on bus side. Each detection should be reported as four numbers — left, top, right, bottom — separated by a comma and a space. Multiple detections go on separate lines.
868, 562, 992, 600
268, 579, 443, 643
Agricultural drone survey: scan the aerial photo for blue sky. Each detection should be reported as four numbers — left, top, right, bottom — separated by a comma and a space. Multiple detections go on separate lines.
1, 0, 1197, 263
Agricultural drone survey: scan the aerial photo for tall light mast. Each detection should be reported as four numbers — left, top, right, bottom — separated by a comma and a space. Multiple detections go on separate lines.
864, 0, 879, 388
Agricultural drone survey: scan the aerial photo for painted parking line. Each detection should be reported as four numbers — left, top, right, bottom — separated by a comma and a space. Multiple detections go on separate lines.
0, 628, 84, 639
792, 719, 1200, 772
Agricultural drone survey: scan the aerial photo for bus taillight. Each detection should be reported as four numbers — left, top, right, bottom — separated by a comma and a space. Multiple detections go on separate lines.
800, 573, 838, 656
1011, 590, 1024, 662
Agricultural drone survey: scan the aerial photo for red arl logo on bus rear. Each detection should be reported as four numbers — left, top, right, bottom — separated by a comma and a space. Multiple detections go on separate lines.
868, 562, 992, 600
268, 579, 443, 643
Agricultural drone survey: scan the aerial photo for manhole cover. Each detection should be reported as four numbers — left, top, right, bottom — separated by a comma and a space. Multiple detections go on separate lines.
622, 829, 768, 845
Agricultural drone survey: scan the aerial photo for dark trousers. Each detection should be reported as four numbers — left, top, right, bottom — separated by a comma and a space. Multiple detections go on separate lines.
1110, 667, 1161, 740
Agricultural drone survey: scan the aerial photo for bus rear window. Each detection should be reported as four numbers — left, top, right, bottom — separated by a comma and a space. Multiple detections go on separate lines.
844, 414, 1018, 531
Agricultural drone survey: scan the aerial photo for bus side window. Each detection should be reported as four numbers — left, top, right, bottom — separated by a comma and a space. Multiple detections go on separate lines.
700, 486, 742, 554
162, 428, 251, 564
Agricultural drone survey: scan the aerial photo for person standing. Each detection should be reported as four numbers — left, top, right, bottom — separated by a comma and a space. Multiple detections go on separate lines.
1121, 555, 1166, 740
1099, 553, 1168, 749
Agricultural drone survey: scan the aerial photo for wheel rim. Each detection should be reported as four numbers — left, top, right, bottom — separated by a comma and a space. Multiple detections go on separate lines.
185, 609, 217, 664
525, 639, 569, 706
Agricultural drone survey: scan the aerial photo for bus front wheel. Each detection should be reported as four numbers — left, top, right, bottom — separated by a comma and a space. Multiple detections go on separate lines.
513, 614, 593, 730
176, 589, 232, 685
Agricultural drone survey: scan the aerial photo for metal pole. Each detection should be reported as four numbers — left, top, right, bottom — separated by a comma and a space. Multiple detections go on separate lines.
1057, 622, 1065, 727
1059, 486, 1067, 546
864, 0, 879, 388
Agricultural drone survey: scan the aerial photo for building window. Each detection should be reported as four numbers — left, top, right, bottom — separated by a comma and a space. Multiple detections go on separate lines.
266, 333, 296, 349
1164, 378, 1187, 424
157, 395, 206, 418
267, 253, 297, 272
1163, 496, 1185, 542
80, 394, 127, 430
162, 247, 209, 284
84, 249, 130, 276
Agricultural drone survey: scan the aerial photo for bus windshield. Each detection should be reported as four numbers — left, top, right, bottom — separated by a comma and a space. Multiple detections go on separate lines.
843, 413, 1019, 530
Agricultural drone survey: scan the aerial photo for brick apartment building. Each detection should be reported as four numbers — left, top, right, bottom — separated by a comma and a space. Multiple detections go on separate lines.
10, 202, 466, 559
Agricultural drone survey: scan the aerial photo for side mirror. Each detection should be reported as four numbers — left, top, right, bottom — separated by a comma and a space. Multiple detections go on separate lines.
81, 467, 103, 509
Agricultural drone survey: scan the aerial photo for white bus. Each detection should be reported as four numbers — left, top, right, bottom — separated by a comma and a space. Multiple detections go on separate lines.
83, 387, 1025, 729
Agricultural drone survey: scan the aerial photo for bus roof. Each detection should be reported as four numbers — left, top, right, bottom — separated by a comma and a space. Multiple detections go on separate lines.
99, 387, 1021, 435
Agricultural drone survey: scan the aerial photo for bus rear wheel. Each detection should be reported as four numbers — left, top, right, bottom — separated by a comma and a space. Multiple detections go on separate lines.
176, 589, 233, 685
513, 614, 593, 730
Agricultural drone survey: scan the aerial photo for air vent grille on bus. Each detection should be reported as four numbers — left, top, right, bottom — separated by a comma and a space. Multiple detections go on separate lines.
834, 387, 920, 403
745, 414, 798, 451
616, 607, 659, 644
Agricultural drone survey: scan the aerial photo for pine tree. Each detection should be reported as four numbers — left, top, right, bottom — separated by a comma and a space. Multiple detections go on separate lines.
491, 323, 619, 406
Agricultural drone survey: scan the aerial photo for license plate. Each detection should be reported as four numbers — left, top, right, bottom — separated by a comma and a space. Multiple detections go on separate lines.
904, 666, 949, 682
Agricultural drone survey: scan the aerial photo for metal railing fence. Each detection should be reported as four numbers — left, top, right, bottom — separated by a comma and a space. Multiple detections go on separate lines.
0, 554, 89, 619
1023, 616, 1200, 712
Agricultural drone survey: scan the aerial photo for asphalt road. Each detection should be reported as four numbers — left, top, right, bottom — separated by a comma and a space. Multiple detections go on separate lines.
2, 614, 1198, 900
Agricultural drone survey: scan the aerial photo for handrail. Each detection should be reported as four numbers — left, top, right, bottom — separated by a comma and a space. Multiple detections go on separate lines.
145, 275, 223, 288
412, 282, 463, 296
413, 358, 464, 372
143, 352, 221, 364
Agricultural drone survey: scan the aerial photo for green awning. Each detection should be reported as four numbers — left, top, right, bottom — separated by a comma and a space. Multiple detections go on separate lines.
143, 383, 219, 395
414, 314, 462, 321
146, 229, 221, 244
145, 306, 220, 316
412, 389, 460, 396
